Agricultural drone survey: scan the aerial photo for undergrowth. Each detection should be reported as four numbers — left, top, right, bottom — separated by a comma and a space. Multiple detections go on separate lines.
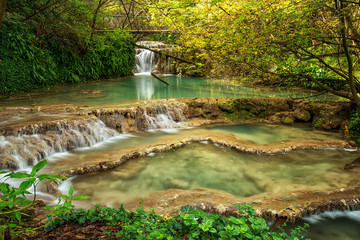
0, 0, 135, 94
45, 203, 309, 239
0, 161, 308, 239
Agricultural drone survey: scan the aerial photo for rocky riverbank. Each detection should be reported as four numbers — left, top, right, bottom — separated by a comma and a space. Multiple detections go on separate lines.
0, 97, 359, 222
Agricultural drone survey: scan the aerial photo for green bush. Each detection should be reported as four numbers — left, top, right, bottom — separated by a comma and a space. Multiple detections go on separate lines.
0, 8, 135, 94
349, 108, 360, 146
45, 203, 308, 239
1, 160, 308, 239
0, 160, 66, 238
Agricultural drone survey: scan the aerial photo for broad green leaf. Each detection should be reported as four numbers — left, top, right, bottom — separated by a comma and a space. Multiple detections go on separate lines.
72, 196, 91, 201
0, 183, 10, 194
30, 160, 47, 177
181, 205, 194, 213
15, 180, 33, 194
8, 172, 30, 179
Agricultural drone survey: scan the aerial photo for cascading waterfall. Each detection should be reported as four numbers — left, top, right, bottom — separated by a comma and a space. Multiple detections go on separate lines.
135, 49, 156, 74
93, 102, 188, 133
0, 119, 119, 170
134, 41, 175, 75
144, 104, 186, 132
0, 103, 188, 170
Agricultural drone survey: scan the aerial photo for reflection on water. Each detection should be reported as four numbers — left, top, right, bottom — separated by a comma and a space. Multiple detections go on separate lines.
136, 77, 155, 99
0, 76, 340, 107
69, 143, 356, 207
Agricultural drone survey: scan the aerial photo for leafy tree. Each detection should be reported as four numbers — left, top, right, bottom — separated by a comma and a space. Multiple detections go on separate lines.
0, 0, 135, 93
143, 0, 360, 105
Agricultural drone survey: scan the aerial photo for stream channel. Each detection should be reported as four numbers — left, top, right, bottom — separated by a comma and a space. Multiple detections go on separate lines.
1, 45, 359, 239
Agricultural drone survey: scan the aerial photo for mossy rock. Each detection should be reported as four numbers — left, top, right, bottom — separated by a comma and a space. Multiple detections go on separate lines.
282, 116, 295, 125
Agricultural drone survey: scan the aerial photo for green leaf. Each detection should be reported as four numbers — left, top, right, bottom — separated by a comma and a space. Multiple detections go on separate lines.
71, 196, 91, 201
0, 183, 10, 194
37, 174, 67, 181
30, 160, 47, 177
9, 172, 30, 179
68, 186, 74, 196
15, 180, 33, 193
15, 213, 22, 223
181, 205, 194, 213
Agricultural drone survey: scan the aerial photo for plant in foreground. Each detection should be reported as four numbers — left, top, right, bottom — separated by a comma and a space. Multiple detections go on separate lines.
0, 160, 308, 239
45, 203, 309, 239
0, 160, 66, 238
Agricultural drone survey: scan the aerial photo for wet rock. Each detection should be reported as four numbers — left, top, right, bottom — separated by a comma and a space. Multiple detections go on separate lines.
293, 109, 311, 122
268, 112, 294, 124
0, 154, 18, 169
282, 115, 295, 125
310, 101, 351, 130
344, 157, 360, 170
165, 178, 190, 189
181, 97, 222, 119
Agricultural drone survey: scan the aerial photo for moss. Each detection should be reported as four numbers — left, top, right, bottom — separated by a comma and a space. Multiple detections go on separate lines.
314, 118, 323, 129
217, 99, 235, 112
239, 110, 255, 118
283, 116, 295, 125
223, 112, 239, 121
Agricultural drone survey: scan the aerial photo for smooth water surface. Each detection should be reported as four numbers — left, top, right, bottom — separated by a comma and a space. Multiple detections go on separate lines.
206, 123, 341, 145
0, 76, 339, 107
69, 143, 356, 206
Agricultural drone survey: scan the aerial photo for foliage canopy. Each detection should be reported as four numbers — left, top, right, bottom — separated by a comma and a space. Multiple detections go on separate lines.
141, 0, 360, 105
0, 0, 135, 93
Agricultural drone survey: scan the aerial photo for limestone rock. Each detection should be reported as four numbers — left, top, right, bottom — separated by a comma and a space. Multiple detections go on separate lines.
293, 109, 311, 122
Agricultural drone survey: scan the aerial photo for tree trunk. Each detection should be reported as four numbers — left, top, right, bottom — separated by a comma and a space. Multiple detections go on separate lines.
0, 0, 7, 28
90, 0, 106, 42
339, 0, 360, 107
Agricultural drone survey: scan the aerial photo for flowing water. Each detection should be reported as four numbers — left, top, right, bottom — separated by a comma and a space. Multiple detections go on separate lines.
0, 75, 339, 107
42, 123, 343, 172
0, 43, 357, 238
134, 41, 174, 75
292, 211, 360, 240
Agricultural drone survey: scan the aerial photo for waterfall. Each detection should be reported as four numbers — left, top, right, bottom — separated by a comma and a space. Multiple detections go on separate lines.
134, 41, 175, 75
0, 119, 120, 170
135, 49, 156, 74
144, 104, 186, 132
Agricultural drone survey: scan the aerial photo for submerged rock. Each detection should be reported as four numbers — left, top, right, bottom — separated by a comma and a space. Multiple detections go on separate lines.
164, 178, 190, 189
344, 157, 360, 170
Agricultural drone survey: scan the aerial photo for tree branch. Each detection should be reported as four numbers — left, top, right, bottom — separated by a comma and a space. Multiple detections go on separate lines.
288, 73, 352, 99
0, 0, 7, 27
133, 42, 199, 65
340, 1, 360, 106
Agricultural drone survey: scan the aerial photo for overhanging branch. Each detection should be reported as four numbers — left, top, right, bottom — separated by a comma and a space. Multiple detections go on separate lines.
133, 42, 199, 66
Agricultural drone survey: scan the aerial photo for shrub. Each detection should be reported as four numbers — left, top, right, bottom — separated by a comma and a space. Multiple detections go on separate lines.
349, 108, 360, 145
45, 203, 308, 239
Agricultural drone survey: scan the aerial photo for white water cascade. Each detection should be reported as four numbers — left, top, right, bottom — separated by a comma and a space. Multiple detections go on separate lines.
135, 49, 156, 74
134, 41, 174, 75
144, 105, 186, 132
0, 119, 120, 170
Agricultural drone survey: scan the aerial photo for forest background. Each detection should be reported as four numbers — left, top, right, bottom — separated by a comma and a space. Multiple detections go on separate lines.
0, 0, 359, 107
